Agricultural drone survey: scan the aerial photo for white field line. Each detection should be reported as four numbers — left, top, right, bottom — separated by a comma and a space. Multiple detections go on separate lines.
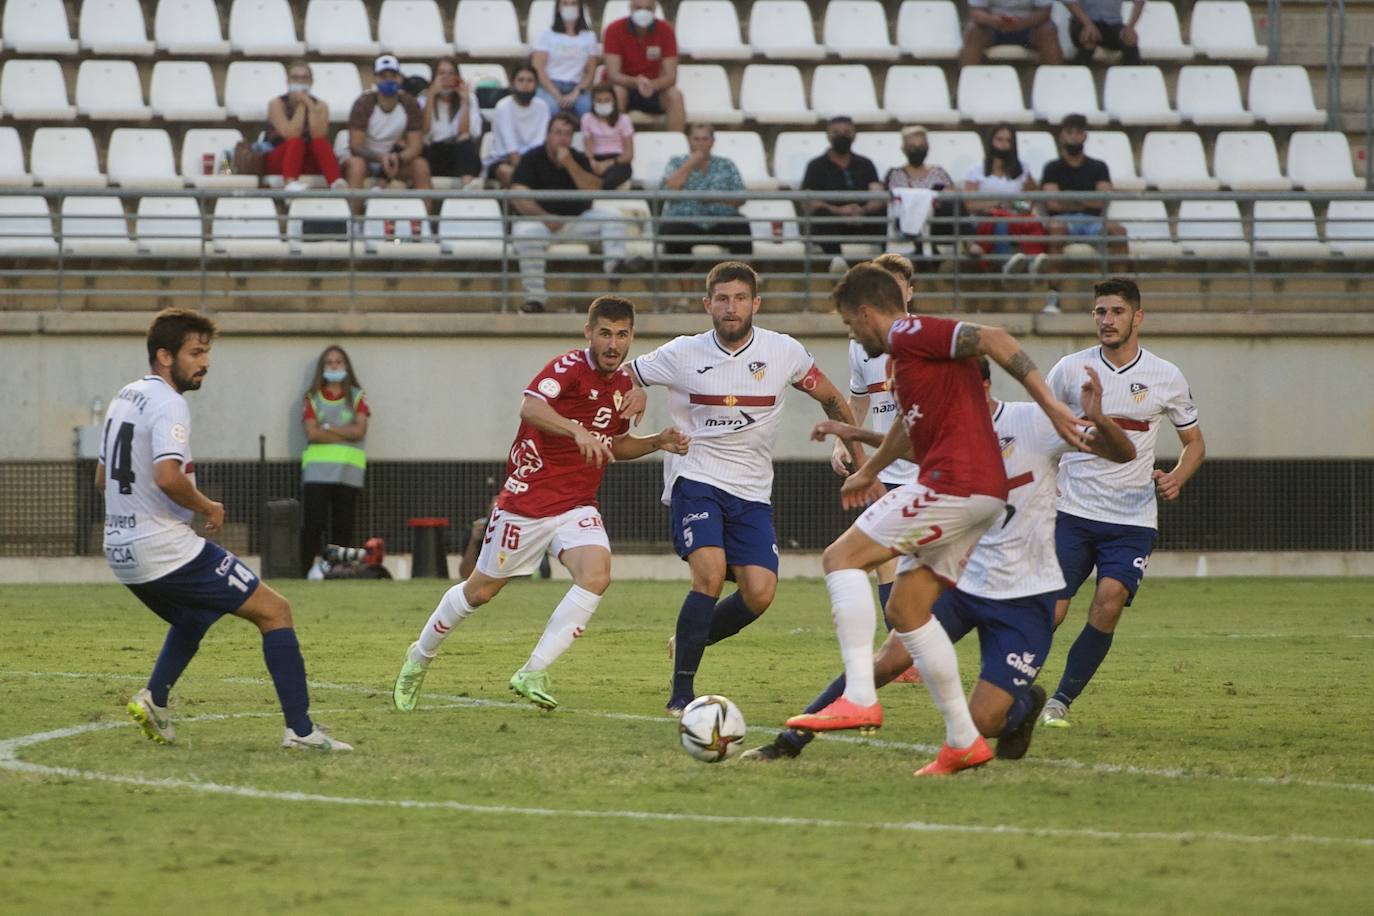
2, 714, 1372, 850
7, 668, 1374, 797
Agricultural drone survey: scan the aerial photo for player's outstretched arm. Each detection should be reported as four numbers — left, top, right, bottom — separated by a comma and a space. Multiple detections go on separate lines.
794, 366, 865, 474
153, 459, 225, 534
829, 393, 869, 476
953, 322, 1089, 451
611, 426, 690, 460
519, 395, 614, 468
1153, 425, 1205, 501
812, 419, 884, 449
837, 421, 911, 510
1078, 365, 1136, 463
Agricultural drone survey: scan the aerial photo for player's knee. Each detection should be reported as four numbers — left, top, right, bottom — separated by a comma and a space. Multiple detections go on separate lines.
742, 580, 774, 612
577, 567, 611, 595
820, 541, 856, 574
465, 578, 502, 606
691, 568, 726, 595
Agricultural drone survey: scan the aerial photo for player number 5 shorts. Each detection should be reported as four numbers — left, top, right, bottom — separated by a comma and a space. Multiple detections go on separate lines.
477, 504, 609, 579
855, 482, 1004, 586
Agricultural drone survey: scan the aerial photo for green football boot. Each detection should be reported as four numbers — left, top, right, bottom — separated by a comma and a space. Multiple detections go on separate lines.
392, 643, 431, 712
509, 669, 558, 710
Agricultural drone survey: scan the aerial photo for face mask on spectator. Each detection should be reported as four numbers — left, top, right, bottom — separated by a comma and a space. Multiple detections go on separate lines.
905, 146, 928, 166
377, 79, 401, 97
831, 136, 853, 155
594, 101, 614, 117
560, 4, 580, 22
513, 89, 535, 104
323, 368, 348, 383
1063, 142, 1085, 157
288, 82, 311, 95
631, 8, 655, 28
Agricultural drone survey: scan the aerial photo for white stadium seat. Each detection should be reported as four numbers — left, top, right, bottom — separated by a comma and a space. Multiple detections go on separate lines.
823, 0, 899, 59
79, 0, 156, 55
811, 66, 887, 124
305, 0, 380, 55
0, 59, 77, 120
311, 63, 364, 123
740, 65, 815, 124
1189, 1, 1266, 62
224, 61, 288, 121
212, 197, 286, 256
378, 0, 452, 57
631, 132, 689, 187
107, 128, 182, 189
135, 197, 204, 256
1103, 66, 1180, 126
1247, 66, 1326, 127
1141, 131, 1218, 191
0, 196, 59, 256
895, 1, 962, 60
677, 65, 743, 125
676, 1, 750, 59
1031, 66, 1107, 125
401, 62, 433, 82
154, 0, 231, 55
0, 127, 35, 187
1176, 66, 1253, 127
1016, 130, 1059, 185
1324, 200, 1374, 258
852, 131, 902, 177
3, 0, 79, 54
151, 61, 226, 121
1177, 200, 1247, 257
741, 199, 806, 258
437, 197, 505, 257
1106, 200, 1181, 258
1286, 132, 1362, 192
31, 127, 108, 187
771, 131, 826, 188
524, 1, 560, 45
1084, 130, 1145, 191
454, 0, 529, 57
1253, 201, 1327, 258
882, 67, 958, 124
712, 131, 775, 189
181, 128, 257, 188
748, 1, 824, 60
286, 197, 354, 256
957, 66, 1033, 125
1133, 0, 1194, 60
59, 196, 135, 256
229, 0, 304, 56
1212, 132, 1291, 191
363, 197, 440, 256
926, 131, 986, 185
75, 60, 152, 121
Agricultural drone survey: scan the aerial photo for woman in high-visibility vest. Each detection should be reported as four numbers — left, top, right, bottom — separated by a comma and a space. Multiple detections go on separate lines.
300, 345, 370, 575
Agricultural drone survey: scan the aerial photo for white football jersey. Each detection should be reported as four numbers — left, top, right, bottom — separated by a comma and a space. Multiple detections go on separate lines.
958, 401, 1074, 600
99, 375, 205, 583
631, 326, 815, 504
847, 339, 917, 486
1047, 345, 1199, 529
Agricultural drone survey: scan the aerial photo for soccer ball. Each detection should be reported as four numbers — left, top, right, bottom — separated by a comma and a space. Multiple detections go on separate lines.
678, 695, 746, 763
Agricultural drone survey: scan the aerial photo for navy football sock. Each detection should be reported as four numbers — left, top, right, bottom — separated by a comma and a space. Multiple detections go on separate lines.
671, 591, 717, 700
1052, 623, 1115, 708
705, 591, 759, 645
262, 628, 313, 736
1000, 688, 1034, 737
146, 625, 203, 708
778, 673, 847, 752
877, 581, 894, 631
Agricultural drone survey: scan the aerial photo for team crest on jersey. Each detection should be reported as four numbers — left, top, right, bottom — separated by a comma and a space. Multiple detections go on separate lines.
497, 551, 508, 568
748, 360, 766, 381
612, 390, 623, 411
999, 435, 1016, 458
509, 438, 544, 480
1129, 382, 1149, 403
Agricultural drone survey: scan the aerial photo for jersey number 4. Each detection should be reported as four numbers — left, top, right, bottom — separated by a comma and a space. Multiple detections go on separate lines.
104, 420, 136, 495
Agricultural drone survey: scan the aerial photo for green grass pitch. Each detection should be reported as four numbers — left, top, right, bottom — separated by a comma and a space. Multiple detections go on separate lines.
2, 577, 1372, 915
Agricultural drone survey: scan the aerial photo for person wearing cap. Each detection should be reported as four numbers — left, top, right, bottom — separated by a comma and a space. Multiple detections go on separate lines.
341, 54, 433, 212
602, 0, 684, 132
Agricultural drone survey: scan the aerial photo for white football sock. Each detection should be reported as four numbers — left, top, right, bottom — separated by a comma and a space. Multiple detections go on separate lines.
414, 582, 475, 660
522, 585, 602, 672
827, 569, 879, 707
897, 617, 980, 748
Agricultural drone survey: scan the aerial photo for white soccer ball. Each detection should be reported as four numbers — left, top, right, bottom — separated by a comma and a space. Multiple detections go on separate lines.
678, 695, 746, 763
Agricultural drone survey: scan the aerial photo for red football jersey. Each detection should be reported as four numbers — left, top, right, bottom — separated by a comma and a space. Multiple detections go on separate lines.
498, 348, 634, 517
886, 315, 1008, 500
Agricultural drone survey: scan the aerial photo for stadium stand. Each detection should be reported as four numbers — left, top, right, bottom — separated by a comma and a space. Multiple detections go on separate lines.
1, 59, 77, 121
377, 0, 454, 58
3, 0, 79, 54
107, 127, 183, 187
748, 0, 823, 59
228, 0, 305, 55
78, 0, 157, 56
675, 0, 750, 60
74, 60, 153, 121
154, 0, 232, 55
1175, 65, 1254, 127
882, 66, 959, 125
811, 65, 886, 124
150, 61, 228, 121
304, 0, 380, 55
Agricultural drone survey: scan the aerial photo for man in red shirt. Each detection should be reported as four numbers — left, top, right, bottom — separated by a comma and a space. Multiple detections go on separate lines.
603, 0, 685, 131
392, 296, 688, 712
786, 264, 1086, 775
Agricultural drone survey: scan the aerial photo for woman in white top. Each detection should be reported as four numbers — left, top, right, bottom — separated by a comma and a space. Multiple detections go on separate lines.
422, 57, 483, 182
963, 122, 1044, 269
532, 0, 599, 118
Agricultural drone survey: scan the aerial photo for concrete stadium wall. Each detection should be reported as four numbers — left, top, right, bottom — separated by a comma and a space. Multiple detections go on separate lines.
3, 312, 1371, 461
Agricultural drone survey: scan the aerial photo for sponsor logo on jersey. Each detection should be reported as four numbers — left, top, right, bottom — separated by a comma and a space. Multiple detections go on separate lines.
588, 388, 599, 399
509, 438, 544, 480
903, 403, 925, 428
1005, 651, 1040, 678
748, 360, 767, 381
695, 365, 714, 374
1129, 381, 1149, 403
537, 377, 561, 399
682, 511, 710, 524
104, 544, 136, 566
104, 512, 137, 530
216, 554, 234, 576
703, 410, 758, 429
999, 435, 1016, 458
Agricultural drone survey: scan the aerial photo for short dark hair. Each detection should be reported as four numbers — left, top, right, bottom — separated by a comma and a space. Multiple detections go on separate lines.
871, 252, 914, 285
146, 308, 216, 367
548, 110, 579, 134
587, 294, 635, 326
512, 63, 537, 83
706, 261, 758, 299
827, 115, 855, 129
1059, 113, 1088, 133
1094, 276, 1141, 310
832, 263, 905, 315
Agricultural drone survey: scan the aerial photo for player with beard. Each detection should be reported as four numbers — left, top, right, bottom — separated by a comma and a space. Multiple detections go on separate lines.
103, 308, 350, 750
628, 261, 861, 715
393, 296, 689, 712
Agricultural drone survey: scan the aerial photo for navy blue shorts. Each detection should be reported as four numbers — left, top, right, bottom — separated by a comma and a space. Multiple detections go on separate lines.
1054, 511, 1156, 606
126, 541, 260, 636
670, 477, 779, 573
932, 588, 1056, 697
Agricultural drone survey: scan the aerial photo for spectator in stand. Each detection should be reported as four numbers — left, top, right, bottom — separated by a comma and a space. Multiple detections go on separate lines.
960, 0, 1063, 66
1066, 0, 1143, 65
884, 125, 957, 272
579, 83, 635, 189
422, 57, 483, 185
263, 61, 344, 190
660, 122, 750, 299
801, 116, 887, 273
532, 0, 599, 118
603, 0, 685, 132
486, 64, 552, 188
510, 112, 644, 313
964, 122, 1044, 274
342, 55, 432, 212
300, 345, 370, 577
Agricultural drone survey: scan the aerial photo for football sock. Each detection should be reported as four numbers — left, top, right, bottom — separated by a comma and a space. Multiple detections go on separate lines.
261, 628, 312, 737
999, 687, 1033, 738
1052, 622, 1114, 708
671, 590, 717, 700
877, 581, 894, 631
146, 624, 203, 708
522, 585, 601, 672
778, 673, 846, 753
706, 591, 758, 645
828, 569, 879, 707
897, 617, 980, 748
415, 582, 475, 659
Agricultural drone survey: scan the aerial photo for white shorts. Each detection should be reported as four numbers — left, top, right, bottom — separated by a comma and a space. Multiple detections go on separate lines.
855, 483, 1005, 586
476, 504, 610, 579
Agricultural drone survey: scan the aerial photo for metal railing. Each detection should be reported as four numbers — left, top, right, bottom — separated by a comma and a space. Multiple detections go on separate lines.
2, 186, 1372, 315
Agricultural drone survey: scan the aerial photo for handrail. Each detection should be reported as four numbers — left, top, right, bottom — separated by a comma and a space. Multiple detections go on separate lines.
1329, 0, 1347, 132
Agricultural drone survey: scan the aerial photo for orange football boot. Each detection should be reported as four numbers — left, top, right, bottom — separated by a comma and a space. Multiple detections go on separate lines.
785, 697, 882, 734
914, 736, 994, 776
892, 665, 923, 684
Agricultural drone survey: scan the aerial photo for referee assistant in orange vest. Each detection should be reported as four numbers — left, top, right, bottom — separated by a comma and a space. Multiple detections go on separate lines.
299, 345, 370, 575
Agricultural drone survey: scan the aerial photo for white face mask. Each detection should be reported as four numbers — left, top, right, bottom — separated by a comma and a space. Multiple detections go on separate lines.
630, 8, 655, 28
288, 82, 311, 94
593, 101, 614, 117
559, 4, 580, 23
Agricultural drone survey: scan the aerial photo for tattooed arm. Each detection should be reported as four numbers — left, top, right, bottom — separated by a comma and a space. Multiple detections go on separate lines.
794, 365, 864, 475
